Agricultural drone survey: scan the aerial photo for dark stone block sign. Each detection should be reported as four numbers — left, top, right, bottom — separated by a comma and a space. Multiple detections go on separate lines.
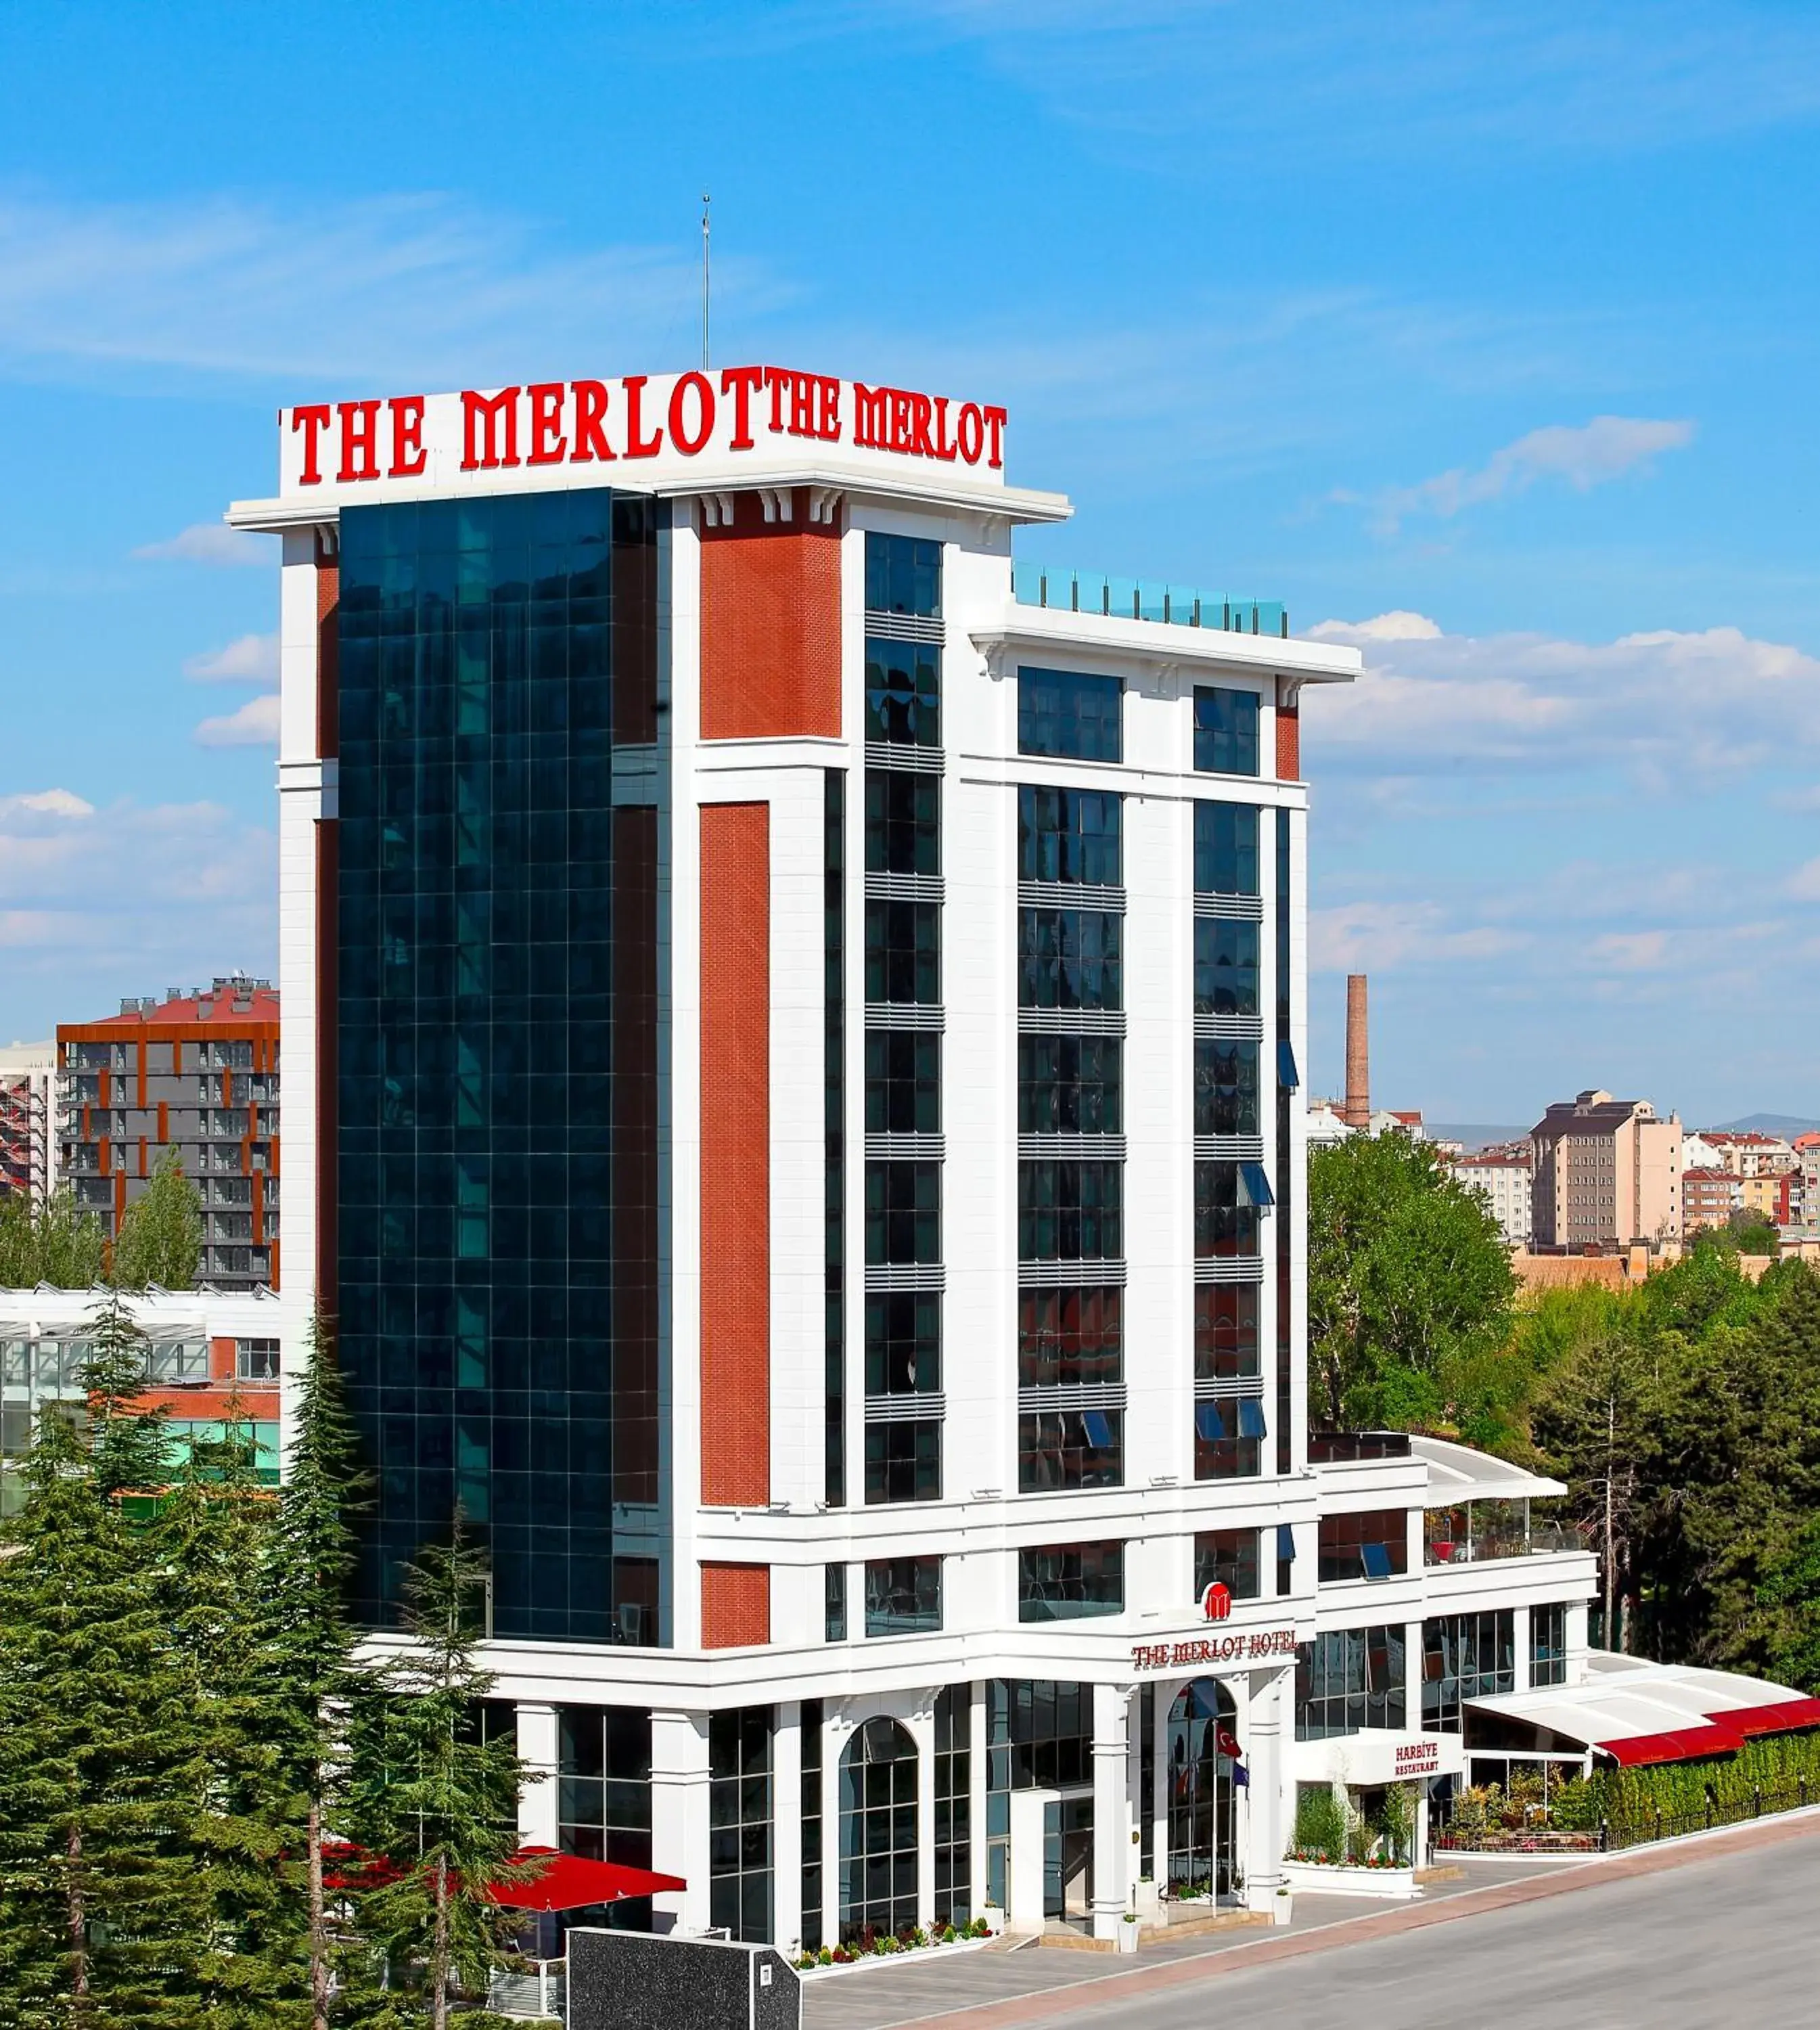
568, 1928, 800, 2030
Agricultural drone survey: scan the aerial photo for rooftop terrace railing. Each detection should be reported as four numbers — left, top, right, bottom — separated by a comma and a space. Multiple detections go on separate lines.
1014, 562, 1288, 639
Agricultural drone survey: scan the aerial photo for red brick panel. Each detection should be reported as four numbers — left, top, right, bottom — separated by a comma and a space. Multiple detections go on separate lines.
699, 489, 841, 740
1276, 704, 1300, 781
699, 803, 770, 1507
700, 1562, 771, 1649
315, 537, 340, 761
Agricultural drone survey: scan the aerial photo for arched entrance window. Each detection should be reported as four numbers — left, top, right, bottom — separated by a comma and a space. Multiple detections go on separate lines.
1166, 1679, 1237, 1899
839, 1717, 919, 1943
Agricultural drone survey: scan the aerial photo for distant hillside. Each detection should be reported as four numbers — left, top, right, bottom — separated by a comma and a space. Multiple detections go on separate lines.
1709, 1112, 1820, 1139
1429, 1123, 1530, 1151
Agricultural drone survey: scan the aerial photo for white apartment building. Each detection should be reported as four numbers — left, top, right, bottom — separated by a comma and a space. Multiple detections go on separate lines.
1449, 1144, 1532, 1249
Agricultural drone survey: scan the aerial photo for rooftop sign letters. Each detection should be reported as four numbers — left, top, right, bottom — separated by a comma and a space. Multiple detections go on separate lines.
281, 367, 1009, 497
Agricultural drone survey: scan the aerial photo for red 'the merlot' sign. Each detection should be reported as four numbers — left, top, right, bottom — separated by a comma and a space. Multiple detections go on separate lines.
285, 367, 1009, 489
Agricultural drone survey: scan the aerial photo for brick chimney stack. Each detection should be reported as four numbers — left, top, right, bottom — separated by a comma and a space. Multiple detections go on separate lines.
1344, 974, 1369, 1128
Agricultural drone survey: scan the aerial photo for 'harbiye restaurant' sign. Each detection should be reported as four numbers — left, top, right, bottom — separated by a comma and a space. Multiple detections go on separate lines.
280, 367, 1011, 494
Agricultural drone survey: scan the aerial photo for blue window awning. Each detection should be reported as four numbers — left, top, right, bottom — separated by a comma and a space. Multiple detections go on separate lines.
1278, 1039, 1300, 1092
1239, 1161, 1275, 1210
1195, 1402, 1227, 1443
1361, 1541, 1394, 1580
1277, 1523, 1296, 1562
1237, 1398, 1269, 1441
1081, 1409, 1114, 1450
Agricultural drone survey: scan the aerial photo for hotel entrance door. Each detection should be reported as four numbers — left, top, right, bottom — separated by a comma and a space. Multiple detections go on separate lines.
1166, 1679, 1238, 1899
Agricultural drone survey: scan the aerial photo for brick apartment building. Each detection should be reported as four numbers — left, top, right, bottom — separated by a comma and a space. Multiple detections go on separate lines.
1681, 1166, 1743, 1234
0, 1042, 55, 1203
1530, 1090, 1683, 1253
56, 980, 279, 1290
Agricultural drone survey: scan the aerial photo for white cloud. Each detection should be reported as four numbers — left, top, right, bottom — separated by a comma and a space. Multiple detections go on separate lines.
185, 633, 279, 686
1369, 415, 1694, 533
194, 695, 281, 748
133, 522, 270, 567
1, 788, 95, 820
1309, 610, 1442, 644
1309, 621, 1820, 786
1785, 859, 1820, 903
1309, 898, 1527, 974
0, 191, 776, 390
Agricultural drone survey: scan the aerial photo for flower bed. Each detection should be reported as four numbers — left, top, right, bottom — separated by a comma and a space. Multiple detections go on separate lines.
1281, 1858, 1418, 1900
794, 1918, 995, 1974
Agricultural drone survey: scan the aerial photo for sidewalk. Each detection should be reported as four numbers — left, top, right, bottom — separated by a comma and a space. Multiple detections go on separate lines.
802, 1809, 1820, 2030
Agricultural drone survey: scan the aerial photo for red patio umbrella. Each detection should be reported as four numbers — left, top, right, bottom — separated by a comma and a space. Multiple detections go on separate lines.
486, 1846, 687, 1912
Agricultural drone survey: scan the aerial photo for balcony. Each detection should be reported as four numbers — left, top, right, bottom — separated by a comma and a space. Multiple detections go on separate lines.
1014, 562, 1288, 639
1426, 1499, 1582, 1565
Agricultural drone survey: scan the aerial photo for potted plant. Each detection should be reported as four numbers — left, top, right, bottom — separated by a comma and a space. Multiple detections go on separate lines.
1117, 1911, 1140, 1954
1275, 1882, 1294, 1926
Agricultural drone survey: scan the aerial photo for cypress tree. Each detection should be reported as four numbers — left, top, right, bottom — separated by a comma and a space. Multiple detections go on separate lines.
342, 1517, 534, 2030
263, 1311, 367, 2030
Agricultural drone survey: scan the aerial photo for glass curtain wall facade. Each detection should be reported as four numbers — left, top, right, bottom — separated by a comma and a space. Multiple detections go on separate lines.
1191, 703, 1266, 1484
1016, 750, 1125, 1494
336, 489, 669, 1642
863, 534, 945, 1506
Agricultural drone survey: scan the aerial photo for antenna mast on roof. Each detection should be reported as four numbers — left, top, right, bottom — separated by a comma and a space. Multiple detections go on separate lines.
700, 193, 711, 370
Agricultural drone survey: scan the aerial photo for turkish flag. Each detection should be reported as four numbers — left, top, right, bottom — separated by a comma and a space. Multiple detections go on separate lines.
1215, 1725, 1243, 1762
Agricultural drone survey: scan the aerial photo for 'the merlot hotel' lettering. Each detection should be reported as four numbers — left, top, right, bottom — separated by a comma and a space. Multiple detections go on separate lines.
287, 366, 1007, 487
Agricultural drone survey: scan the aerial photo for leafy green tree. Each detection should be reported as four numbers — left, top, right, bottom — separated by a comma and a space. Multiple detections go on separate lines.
0, 1403, 210, 2026
1758, 1511, 1820, 1693
0, 1186, 107, 1288
1307, 1132, 1517, 1432
263, 1311, 367, 2030
343, 1518, 534, 2030
112, 1150, 203, 1291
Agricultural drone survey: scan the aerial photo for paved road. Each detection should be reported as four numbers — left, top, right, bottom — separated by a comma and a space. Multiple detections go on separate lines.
802, 1818, 1820, 2029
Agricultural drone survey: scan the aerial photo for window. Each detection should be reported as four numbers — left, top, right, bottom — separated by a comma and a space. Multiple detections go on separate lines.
865, 1290, 940, 1395
234, 1337, 280, 1382
840, 1717, 919, 1943
933, 1687, 971, 1928
1019, 1541, 1124, 1621
1318, 1508, 1409, 1583
865, 532, 941, 618
558, 1707, 653, 1924
865, 1556, 942, 1635
1193, 1398, 1265, 1481
1019, 1160, 1122, 1262
1296, 1627, 1407, 1739
865, 1160, 940, 1264
1018, 667, 1122, 763
825, 1564, 847, 1642
865, 1031, 940, 1133
864, 1420, 941, 1504
1194, 1285, 1259, 1382
1530, 1602, 1567, 1688
1193, 918, 1260, 1016
801, 1698, 824, 1948
1277, 1523, 1296, 1596
1018, 786, 1122, 887
709, 1707, 775, 1943
1193, 686, 1260, 775
1018, 1035, 1122, 1134
1018, 907, 1122, 1012
1194, 1162, 1260, 1259
1019, 1409, 1122, 1491
1018, 1286, 1122, 1387
988, 1678, 1092, 1792
1423, 1611, 1515, 1730
865, 769, 940, 876
865, 639, 940, 747
864, 898, 940, 1005
1193, 803, 1259, 897
1193, 1039, 1260, 1137
1194, 1529, 1260, 1603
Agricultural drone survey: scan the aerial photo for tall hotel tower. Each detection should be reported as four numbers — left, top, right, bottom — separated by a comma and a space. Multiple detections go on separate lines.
233, 369, 1595, 1949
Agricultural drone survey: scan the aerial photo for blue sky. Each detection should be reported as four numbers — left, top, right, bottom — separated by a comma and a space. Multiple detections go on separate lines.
2, 0, 1818, 1125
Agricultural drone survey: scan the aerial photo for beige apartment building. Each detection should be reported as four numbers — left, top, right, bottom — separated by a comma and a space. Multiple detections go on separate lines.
1530, 1091, 1683, 1252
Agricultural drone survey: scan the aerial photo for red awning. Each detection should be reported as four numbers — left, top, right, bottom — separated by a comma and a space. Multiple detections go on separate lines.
1726, 1696, 1820, 1738
1600, 1723, 1745, 1768
488, 1847, 686, 1913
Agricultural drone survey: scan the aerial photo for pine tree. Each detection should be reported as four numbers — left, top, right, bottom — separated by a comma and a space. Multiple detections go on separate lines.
342, 1517, 534, 2030
154, 1407, 307, 2027
263, 1311, 368, 2030
112, 1150, 204, 1291
80, 1288, 170, 1497
0, 1407, 212, 2028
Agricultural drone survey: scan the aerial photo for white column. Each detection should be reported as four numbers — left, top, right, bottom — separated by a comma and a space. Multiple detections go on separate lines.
651, 1709, 712, 1934
1514, 1602, 1533, 1691
1566, 1600, 1591, 1684
908, 1702, 938, 1931
819, 1714, 842, 1951
1150, 1682, 1170, 1892
516, 1702, 560, 1849
1090, 1682, 1131, 1941
1124, 1688, 1145, 1903
774, 1702, 802, 1953
1244, 1668, 1288, 1915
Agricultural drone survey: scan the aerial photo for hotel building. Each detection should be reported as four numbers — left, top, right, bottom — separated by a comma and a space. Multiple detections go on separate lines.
229, 367, 1601, 1947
